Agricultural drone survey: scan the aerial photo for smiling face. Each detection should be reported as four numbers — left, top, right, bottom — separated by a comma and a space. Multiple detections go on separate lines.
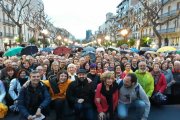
30, 72, 41, 87
59, 73, 68, 83
138, 62, 147, 73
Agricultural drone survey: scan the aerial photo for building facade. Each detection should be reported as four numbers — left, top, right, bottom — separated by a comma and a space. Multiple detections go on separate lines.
0, 0, 44, 51
116, 0, 180, 48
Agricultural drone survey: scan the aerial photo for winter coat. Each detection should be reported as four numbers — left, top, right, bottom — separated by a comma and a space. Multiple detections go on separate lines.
95, 83, 119, 113
43, 79, 72, 100
135, 70, 154, 97
0, 80, 6, 103
17, 81, 51, 119
66, 77, 94, 106
119, 82, 150, 119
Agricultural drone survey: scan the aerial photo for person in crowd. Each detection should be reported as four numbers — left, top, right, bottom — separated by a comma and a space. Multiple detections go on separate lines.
0, 80, 6, 104
36, 66, 47, 80
59, 58, 67, 70
96, 62, 103, 76
104, 62, 110, 69
11, 62, 19, 72
73, 58, 79, 65
135, 61, 154, 98
131, 58, 138, 72
67, 63, 77, 81
47, 61, 59, 79
79, 57, 85, 68
2, 66, 16, 106
0, 59, 12, 80
161, 61, 175, 95
66, 69, 95, 120
17, 70, 51, 120
43, 70, 72, 120
95, 71, 119, 120
171, 61, 180, 95
0, 57, 5, 70
21, 60, 32, 75
121, 62, 133, 79
117, 73, 150, 120
168, 61, 174, 70
9, 69, 29, 103
120, 57, 128, 71
43, 59, 51, 74
87, 63, 101, 90
151, 63, 167, 104
8, 69, 29, 112
114, 65, 123, 80
108, 61, 115, 71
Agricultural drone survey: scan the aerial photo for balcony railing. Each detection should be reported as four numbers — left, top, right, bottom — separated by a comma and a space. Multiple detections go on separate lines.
3, 19, 16, 26
4, 33, 15, 37
158, 28, 175, 33
159, 9, 178, 19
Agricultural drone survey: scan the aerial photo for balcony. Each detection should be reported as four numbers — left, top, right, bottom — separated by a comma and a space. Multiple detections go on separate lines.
3, 19, 16, 26
158, 28, 175, 33
4, 33, 15, 37
159, 9, 179, 19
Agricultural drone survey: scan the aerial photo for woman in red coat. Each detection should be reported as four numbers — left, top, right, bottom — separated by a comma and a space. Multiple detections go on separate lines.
95, 71, 119, 120
151, 63, 167, 105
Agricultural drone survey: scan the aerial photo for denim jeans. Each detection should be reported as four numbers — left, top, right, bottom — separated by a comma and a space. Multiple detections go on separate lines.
74, 103, 95, 120
117, 100, 146, 120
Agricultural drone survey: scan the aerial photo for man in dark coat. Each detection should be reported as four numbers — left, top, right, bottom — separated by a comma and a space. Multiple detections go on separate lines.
66, 68, 95, 120
17, 70, 51, 120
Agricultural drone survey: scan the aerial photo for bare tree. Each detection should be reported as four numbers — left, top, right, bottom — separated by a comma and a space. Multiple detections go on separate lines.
24, 1, 46, 43
139, 0, 180, 48
0, 0, 32, 44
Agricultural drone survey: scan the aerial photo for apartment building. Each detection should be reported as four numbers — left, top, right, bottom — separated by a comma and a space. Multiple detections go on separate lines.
0, 0, 44, 51
116, 0, 180, 48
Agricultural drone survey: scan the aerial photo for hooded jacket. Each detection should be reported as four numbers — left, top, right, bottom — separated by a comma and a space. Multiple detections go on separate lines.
119, 82, 150, 119
135, 70, 154, 97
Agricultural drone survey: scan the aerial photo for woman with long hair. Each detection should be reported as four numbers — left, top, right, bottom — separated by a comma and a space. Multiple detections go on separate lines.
43, 70, 72, 120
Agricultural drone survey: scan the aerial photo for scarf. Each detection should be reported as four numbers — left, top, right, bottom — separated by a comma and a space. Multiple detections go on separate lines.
100, 82, 118, 119
18, 77, 28, 86
151, 71, 161, 85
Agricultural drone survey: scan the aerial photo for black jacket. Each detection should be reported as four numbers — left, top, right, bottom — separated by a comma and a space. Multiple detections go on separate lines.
66, 77, 94, 106
87, 73, 100, 90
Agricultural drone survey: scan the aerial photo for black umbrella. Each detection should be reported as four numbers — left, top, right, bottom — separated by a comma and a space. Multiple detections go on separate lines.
21, 45, 38, 55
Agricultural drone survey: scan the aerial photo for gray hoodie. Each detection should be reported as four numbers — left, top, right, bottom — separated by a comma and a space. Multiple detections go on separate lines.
119, 82, 150, 119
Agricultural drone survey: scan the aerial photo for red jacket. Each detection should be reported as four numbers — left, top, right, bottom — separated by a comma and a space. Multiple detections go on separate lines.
154, 73, 167, 93
94, 83, 119, 113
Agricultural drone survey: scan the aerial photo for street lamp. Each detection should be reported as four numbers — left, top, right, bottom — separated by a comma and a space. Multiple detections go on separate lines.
57, 35, 62, 46
97, 38, 101, 46
120, 29, 128, 39
41, 29, 49, 48
105, 35, 110, 41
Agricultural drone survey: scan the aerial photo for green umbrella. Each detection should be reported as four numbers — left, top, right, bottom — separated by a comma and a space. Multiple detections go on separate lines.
176, 50, 180, 54
3, 46, 24, 57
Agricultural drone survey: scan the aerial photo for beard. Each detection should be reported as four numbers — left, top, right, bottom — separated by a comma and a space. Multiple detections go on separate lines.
79, 77, 86, 82
139, 69, 146, 73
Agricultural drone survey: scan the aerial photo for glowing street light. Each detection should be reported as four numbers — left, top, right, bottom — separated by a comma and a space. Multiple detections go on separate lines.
120, 29, 128, 37
57, 35, 62, 40
105, 35, 110, 41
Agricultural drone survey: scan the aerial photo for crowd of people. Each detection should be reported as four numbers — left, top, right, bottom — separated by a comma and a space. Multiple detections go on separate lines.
0, 48, 180, 120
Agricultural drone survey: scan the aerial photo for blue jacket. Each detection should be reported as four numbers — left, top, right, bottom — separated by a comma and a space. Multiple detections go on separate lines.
8, 78, 22, 100
17, 81, 51, 119
0, 80, 6, 103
